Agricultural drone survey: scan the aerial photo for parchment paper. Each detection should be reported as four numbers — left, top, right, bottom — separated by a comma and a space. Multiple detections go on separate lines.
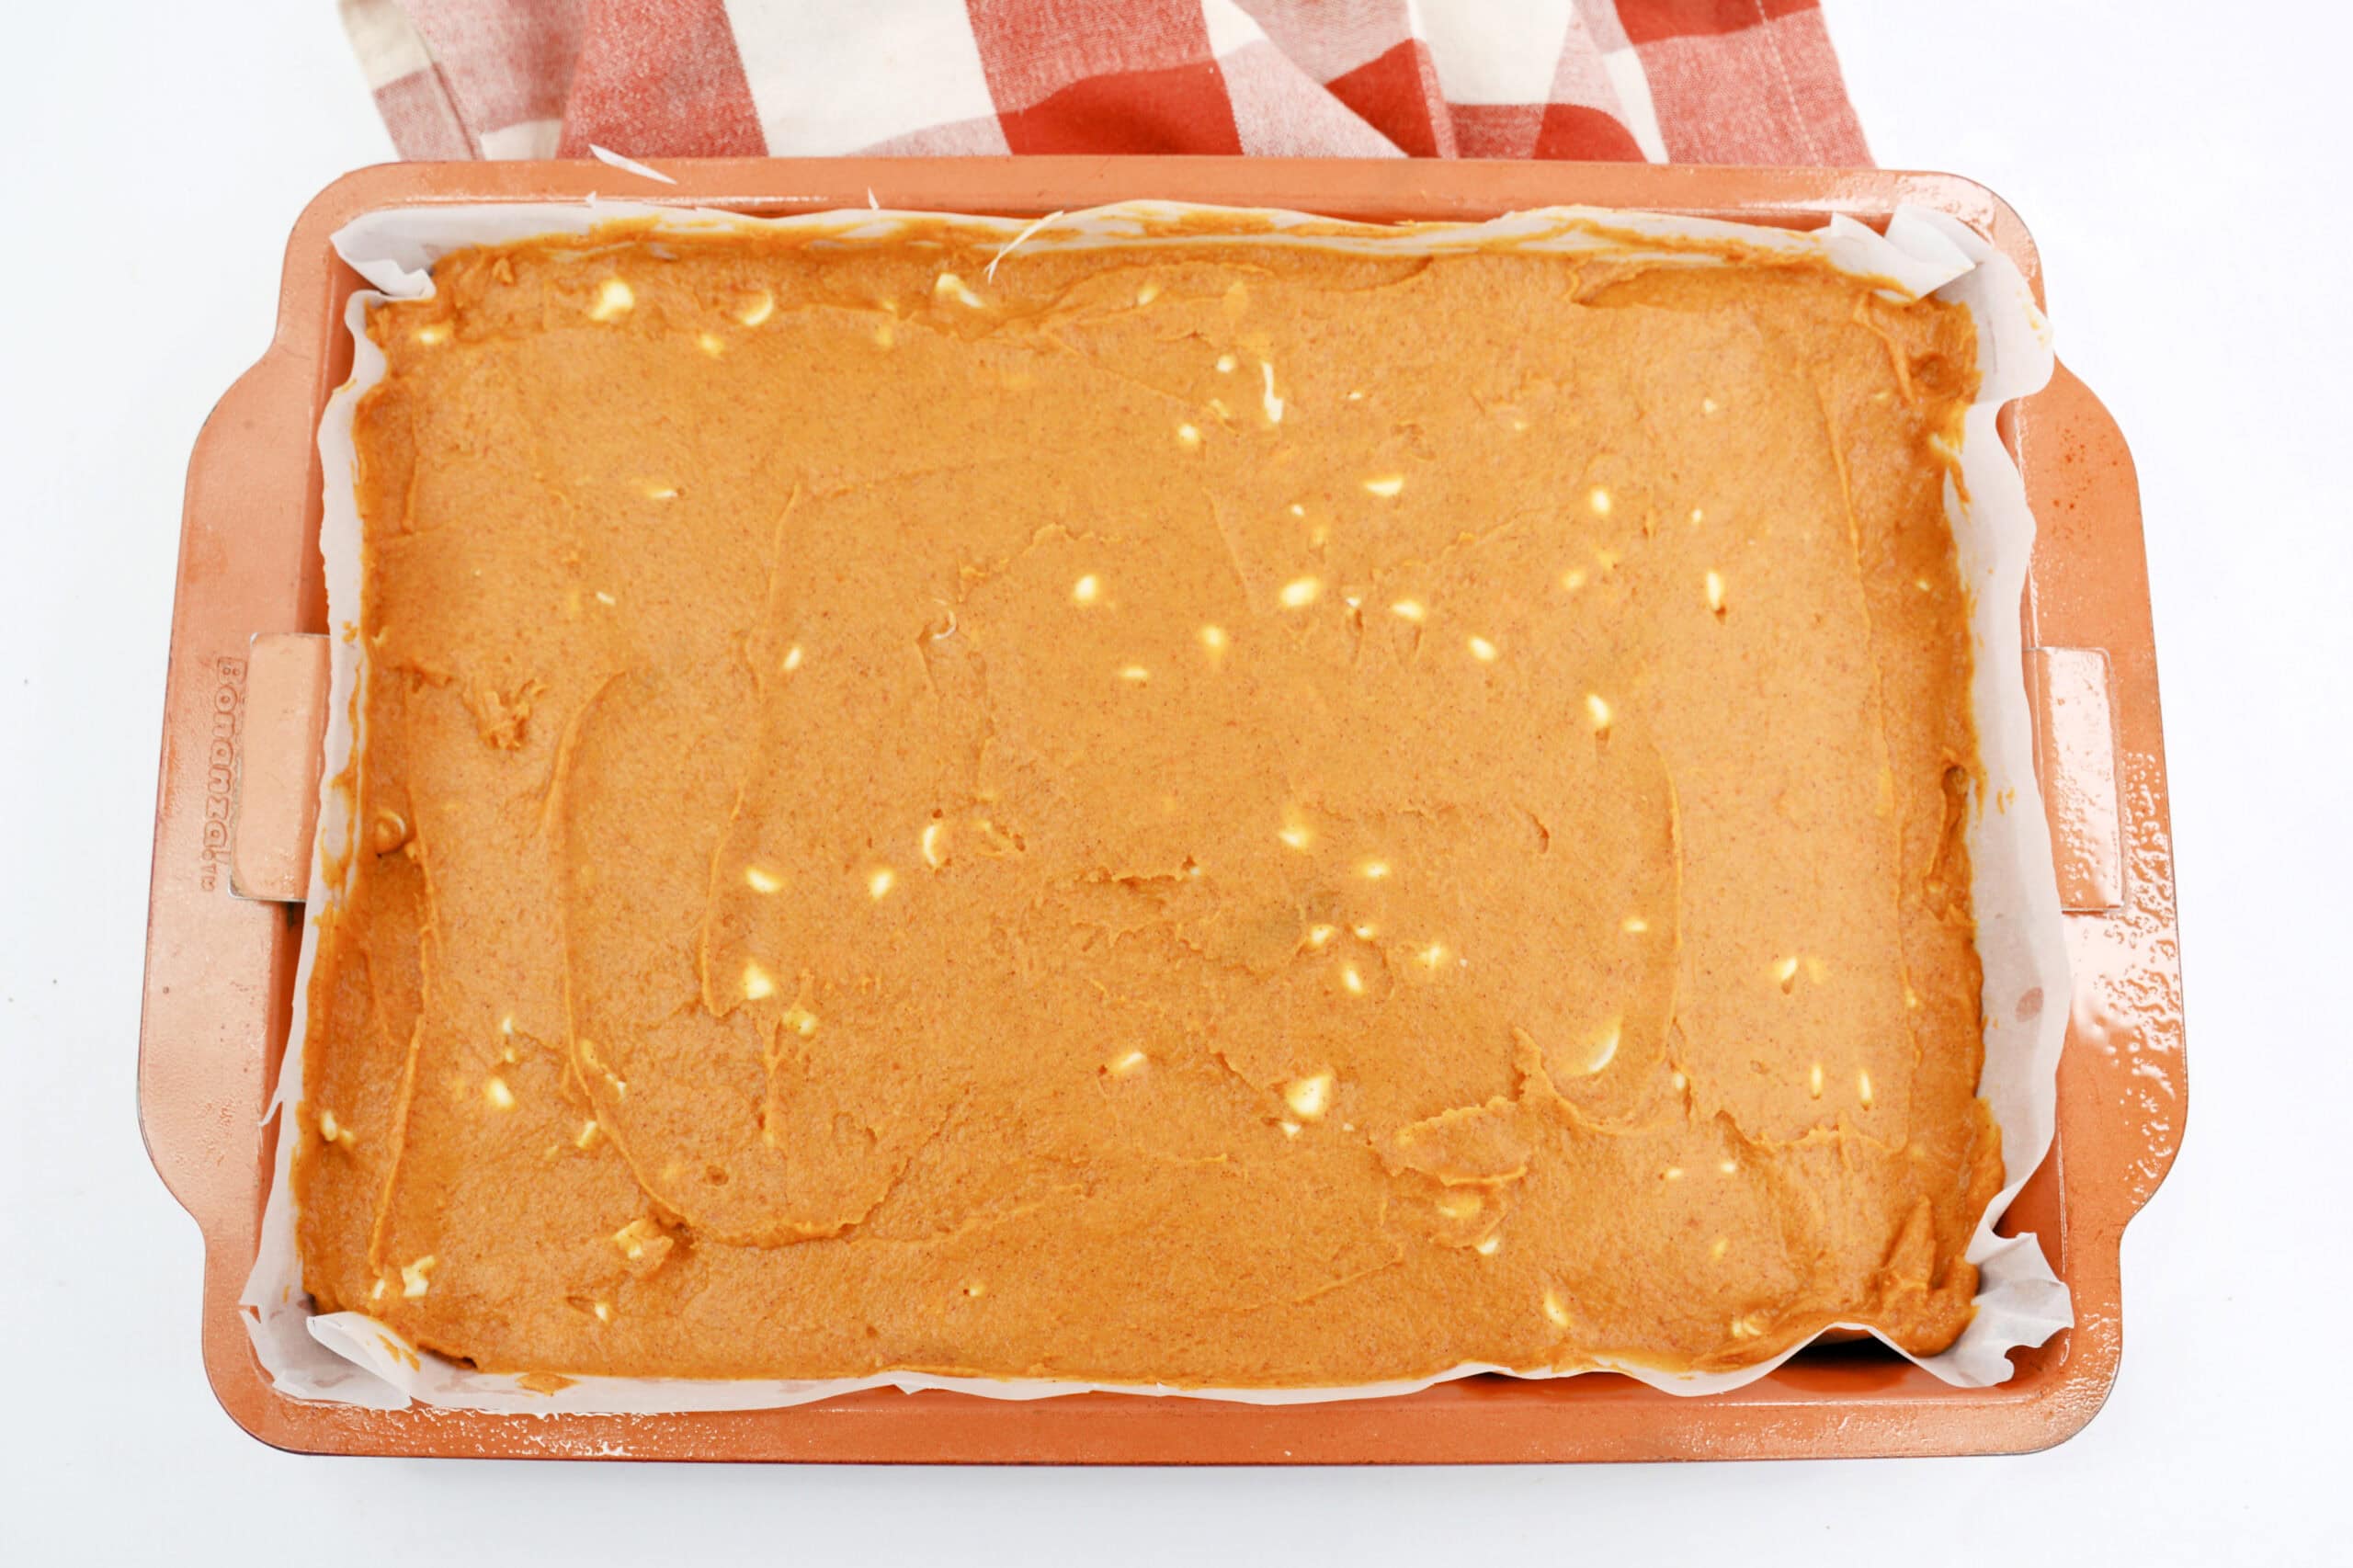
242, 197, 2073, 1414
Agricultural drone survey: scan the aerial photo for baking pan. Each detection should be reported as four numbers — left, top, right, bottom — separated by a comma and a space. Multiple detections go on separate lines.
141, 157, 2184, 1462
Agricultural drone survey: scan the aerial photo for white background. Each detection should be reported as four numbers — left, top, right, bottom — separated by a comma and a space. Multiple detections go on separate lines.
2, 2, 2343, 1561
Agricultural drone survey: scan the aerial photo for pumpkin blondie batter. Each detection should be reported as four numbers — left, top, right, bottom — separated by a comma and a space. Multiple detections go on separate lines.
295, 219, 2001, 1386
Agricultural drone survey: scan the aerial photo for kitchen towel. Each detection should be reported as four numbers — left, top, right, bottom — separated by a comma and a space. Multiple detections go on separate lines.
341, 0, 1870, 166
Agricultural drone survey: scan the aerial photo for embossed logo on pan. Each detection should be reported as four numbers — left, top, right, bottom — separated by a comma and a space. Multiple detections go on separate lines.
199, 654, 245, 892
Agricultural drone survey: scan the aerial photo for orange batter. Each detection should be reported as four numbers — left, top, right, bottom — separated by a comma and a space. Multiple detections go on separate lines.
295, 219, 2000, 1386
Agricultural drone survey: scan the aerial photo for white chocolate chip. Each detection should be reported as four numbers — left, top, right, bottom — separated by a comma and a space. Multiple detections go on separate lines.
611, 1219, 676, 1277
1279, 577, 1321, 609
1283, 1072, 1334, 1121
401, 1256, 438, 1298
1585, 1019, 1620, 1074
587, 278, 634, 321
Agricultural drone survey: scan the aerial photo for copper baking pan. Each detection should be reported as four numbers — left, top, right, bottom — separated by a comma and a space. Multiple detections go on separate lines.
141, 157, 2184, 1462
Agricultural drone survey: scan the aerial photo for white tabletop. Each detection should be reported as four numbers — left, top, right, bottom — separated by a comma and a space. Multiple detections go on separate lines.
3, 2, 2341, 1561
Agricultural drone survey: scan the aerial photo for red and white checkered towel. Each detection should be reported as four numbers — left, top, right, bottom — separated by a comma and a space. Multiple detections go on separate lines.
342, 0, 1870, 166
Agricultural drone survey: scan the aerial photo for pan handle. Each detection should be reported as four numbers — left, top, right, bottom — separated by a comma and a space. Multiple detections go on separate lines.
139, 342, 324, 1224
2018, 363, 2187, 1234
